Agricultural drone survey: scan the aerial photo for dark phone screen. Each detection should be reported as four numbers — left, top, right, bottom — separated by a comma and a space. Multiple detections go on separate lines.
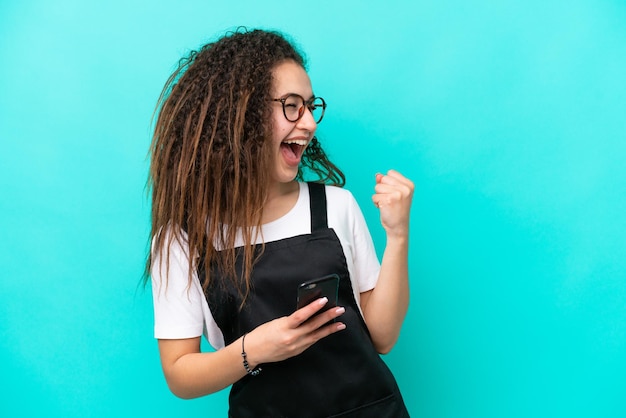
296, 274, 340, 314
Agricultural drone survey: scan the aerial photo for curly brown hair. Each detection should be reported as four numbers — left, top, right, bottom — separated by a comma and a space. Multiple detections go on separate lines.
146, 28, 345, 299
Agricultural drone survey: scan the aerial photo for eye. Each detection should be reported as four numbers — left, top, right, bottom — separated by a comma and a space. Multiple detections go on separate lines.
284, 95, 301, 108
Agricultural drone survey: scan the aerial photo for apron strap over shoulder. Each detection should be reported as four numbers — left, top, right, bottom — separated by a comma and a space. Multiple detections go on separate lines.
308, 182, 328, 232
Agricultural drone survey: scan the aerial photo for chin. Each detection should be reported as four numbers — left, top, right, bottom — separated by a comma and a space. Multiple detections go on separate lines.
273, 169, 299, 184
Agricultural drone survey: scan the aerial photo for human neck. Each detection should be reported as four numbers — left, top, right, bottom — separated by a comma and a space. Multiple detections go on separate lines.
262, 180, 300, 224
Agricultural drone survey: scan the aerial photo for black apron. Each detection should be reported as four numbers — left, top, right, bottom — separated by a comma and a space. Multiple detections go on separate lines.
200, 182, 409, 417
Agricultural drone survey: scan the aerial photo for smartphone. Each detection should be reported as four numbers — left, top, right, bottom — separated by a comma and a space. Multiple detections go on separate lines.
296, 274, 340, 316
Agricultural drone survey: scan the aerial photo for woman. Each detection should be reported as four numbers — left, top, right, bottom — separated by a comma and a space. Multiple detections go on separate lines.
147, 28, 414, 417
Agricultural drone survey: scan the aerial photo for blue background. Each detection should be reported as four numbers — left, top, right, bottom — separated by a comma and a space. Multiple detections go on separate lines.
1, 1, 626, 417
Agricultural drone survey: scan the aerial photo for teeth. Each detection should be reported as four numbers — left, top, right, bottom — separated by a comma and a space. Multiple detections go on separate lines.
283, 139, 308, 146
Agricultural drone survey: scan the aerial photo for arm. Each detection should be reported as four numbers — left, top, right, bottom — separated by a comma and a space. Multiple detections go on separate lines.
360, 170, 414, 354
158, 336, 245, 399
158, 298, 347, 399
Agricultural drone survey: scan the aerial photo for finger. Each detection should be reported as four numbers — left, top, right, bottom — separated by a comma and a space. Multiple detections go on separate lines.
290, 297, 329, 327
372, 194, 392, 209
373, 185, 404, 201
377, 170, 414, 190
374, 184, 404, 197
377, 176, 414, 192
309, 320, 347, 342
374, 181, 414, 199
301, 306, 346, 333
385, 169, 412, 183
372, 189, 402, 208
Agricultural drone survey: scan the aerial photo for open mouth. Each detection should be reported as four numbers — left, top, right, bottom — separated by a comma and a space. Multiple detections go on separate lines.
280, 139, 309, 165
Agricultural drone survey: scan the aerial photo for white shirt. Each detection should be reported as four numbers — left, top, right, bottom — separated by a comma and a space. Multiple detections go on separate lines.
151, 183, 381, 349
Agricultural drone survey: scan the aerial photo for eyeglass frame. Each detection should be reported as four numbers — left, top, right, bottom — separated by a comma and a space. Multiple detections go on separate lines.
270, 94, 327, 124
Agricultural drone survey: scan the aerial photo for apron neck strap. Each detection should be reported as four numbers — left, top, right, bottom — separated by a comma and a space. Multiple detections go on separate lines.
307, 182, 328, 232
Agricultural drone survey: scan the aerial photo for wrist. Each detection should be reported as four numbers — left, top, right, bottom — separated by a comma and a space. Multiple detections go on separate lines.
241, 333, 262, 376
385, 231, 409, 245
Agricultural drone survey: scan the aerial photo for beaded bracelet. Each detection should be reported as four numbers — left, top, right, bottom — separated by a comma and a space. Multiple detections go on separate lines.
241, 333, 262, 376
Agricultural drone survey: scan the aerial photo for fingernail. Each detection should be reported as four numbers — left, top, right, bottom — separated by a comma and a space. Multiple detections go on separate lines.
335, 307, 345, 314
337, 323, 346, 330
319, 297, 328, 305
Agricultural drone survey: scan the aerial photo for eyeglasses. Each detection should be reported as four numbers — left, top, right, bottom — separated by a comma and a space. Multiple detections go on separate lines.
271, 94, 326, 124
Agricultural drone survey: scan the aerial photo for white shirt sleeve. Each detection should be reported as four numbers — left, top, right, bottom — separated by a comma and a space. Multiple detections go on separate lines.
348, 192, 381, 293
326, 186, 381, 298
151, 228, 225, 348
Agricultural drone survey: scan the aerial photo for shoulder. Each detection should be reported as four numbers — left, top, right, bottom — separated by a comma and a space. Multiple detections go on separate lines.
323, 185, 365, 231
324, 184, 357, 207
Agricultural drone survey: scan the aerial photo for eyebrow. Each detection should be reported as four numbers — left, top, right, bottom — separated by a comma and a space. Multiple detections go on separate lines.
279, 92, 316, 100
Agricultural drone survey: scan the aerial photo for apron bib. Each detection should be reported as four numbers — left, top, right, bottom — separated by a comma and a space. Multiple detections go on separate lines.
201, 182, 409, 417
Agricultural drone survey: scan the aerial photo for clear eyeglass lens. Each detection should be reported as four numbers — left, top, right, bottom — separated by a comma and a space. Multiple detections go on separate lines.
283, 95, 302, 121
310, 97, 324, 123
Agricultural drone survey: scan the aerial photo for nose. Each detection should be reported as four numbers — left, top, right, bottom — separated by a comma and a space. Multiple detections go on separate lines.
296, 106, 318, 133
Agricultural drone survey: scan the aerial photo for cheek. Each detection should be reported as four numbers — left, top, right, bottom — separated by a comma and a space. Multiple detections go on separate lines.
271, 118, 291, 145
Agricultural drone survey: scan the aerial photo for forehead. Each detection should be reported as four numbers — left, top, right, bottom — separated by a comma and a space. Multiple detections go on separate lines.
271, 60, 313, 97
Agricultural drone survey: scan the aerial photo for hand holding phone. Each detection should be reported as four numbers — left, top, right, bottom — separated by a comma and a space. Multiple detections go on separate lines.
296, 274, 340, 317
